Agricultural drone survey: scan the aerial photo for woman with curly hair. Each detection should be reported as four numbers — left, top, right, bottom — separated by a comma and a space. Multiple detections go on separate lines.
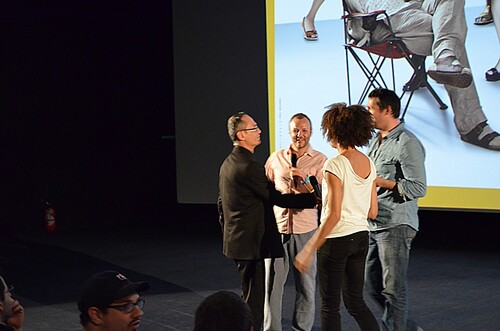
295, 103, 379, 331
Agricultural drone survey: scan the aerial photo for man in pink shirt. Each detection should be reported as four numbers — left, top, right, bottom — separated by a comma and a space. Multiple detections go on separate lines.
263, 113, 327, 331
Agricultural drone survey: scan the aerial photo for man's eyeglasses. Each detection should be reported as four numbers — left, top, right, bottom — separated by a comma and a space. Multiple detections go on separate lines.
238, 126, 259, 132
107, 298, 145, 313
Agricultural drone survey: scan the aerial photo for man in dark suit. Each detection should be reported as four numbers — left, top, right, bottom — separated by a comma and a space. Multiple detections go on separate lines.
218, 112, 317, 331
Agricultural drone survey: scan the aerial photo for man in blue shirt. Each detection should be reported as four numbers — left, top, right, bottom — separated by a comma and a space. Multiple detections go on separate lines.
366, 88, 427, 331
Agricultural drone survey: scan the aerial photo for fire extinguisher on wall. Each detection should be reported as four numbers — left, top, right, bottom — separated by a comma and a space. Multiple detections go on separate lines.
42, 200, 57, 233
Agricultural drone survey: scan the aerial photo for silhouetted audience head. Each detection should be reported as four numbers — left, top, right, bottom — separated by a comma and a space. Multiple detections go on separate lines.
78, 270, 149, 330
0, 275, 25, 331
193, 291, 253, 331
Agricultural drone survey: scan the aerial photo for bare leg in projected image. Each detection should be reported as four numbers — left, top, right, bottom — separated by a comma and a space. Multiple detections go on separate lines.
302, 0, 325, 41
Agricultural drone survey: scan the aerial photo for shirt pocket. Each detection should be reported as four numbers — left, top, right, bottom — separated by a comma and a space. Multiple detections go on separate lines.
375, 152, 398, 179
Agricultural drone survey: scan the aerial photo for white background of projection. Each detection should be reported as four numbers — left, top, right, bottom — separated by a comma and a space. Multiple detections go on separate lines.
273, 1, 499, 194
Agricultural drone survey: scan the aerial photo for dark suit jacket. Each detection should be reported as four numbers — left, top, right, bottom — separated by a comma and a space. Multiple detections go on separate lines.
218, 146, 316, 260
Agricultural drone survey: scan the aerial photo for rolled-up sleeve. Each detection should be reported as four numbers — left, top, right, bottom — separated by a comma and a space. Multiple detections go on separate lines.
398, 137, 426, 200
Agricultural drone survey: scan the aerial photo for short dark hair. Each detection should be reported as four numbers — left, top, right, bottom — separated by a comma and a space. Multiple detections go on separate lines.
368, 88, 401, 118
290, 113, 312, 130
227, 112, 247, 142
321, 103, 374, 149
194, 291, 253, 331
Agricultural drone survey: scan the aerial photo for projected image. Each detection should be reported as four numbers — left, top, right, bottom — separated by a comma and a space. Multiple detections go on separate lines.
272, 0, 500, 209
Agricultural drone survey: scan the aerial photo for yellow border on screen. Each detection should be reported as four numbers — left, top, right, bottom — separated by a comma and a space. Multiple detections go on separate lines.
265, 0, 499, 212
266, 0, 276, 152
422, 187, 500, 211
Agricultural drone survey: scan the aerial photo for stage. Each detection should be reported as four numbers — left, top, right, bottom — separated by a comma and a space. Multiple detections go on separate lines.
2, 206, 499, 330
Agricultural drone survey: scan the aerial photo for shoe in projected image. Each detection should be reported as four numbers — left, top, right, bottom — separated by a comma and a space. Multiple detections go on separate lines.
302, 17, 318, 41
461, 122, 500, 151
474, 5, 493, 25
485, 68, 500, 82
428, 57, 472, 88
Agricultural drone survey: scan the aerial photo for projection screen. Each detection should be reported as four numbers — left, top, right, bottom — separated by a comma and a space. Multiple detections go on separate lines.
268, 0, 500, 211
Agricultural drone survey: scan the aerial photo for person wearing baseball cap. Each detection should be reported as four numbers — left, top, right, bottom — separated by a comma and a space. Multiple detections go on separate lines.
78, 270, 150, 331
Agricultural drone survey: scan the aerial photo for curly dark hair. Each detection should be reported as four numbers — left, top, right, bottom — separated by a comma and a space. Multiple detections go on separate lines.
321, 103, 374, 149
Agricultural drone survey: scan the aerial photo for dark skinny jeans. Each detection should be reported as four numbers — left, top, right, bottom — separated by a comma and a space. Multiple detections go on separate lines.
318, 231, 380, 331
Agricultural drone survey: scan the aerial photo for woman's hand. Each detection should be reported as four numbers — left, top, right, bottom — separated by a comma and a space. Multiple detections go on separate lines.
294, 247, 314, 273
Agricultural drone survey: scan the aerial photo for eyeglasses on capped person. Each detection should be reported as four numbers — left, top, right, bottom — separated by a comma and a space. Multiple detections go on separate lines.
106, 298, 145, 313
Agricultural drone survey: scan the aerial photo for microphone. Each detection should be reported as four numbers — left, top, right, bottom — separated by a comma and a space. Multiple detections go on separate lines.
309, 175, 321, 200
290, 153, 298, 187
309, 175, 322, 226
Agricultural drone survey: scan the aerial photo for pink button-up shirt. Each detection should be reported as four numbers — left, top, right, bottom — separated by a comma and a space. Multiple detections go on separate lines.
265, 145, 327, 234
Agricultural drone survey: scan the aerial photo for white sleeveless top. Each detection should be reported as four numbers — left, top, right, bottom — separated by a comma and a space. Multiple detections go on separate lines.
320, 154, 376, 238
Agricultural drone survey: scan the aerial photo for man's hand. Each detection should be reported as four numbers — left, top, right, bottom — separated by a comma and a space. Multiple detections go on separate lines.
289, 167, 305, 181
375, 175, 396, 190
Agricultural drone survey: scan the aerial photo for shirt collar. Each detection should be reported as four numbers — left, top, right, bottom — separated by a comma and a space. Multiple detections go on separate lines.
379, 122, 405, 140
287, 144, 314, 158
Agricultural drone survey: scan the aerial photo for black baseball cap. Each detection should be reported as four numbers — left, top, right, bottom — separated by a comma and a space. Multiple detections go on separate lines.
78, 270, 150, 312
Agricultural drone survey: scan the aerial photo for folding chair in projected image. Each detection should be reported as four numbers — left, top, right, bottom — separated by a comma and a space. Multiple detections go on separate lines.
341, 4, 448, 121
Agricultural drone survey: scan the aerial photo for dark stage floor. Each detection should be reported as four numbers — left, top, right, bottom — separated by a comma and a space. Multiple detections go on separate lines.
1, 208, 500, 331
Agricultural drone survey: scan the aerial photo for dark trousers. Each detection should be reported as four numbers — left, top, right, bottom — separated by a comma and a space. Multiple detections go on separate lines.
235, 259, 265, 331
318, 231, 379, 331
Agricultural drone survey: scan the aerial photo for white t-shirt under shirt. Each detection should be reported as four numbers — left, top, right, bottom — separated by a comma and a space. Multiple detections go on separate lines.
320, 154, 377, 239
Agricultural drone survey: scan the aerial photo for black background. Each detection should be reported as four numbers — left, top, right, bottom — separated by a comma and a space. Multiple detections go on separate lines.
2, 1, 175, 232
172, 0, 271, 204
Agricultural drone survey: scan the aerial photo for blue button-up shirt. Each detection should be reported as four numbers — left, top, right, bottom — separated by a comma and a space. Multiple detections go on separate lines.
367, 123, 426, 231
